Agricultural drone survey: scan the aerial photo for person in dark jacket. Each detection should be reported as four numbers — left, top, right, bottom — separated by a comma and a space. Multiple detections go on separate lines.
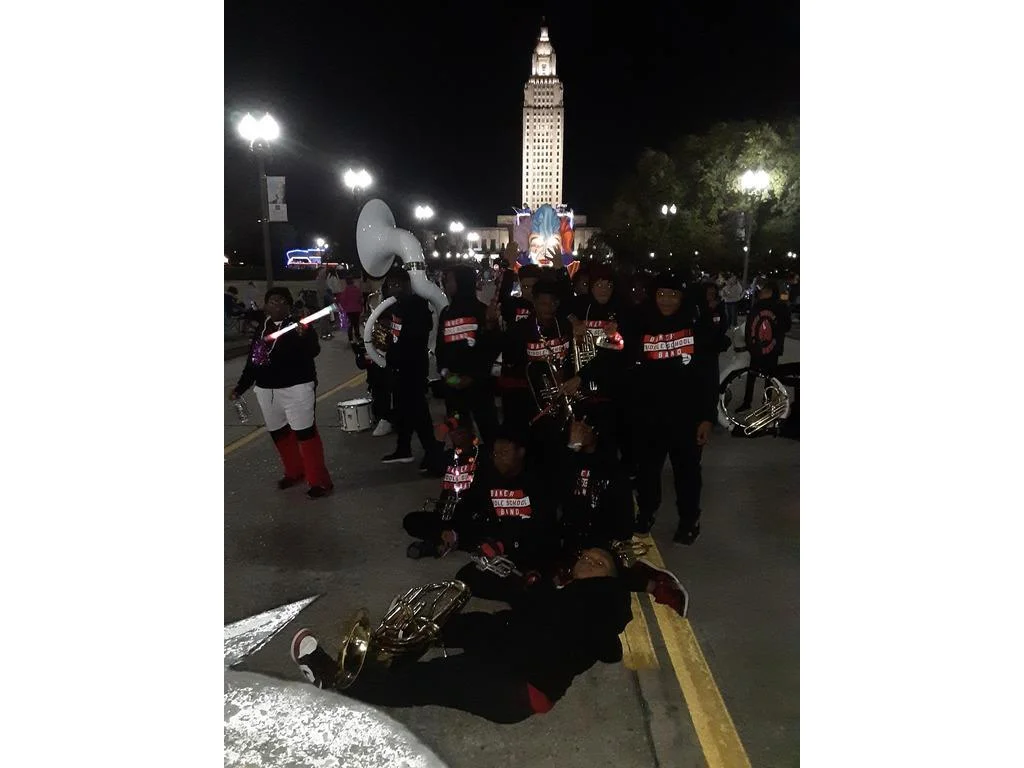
436, 265, 499, 444
291, 547, 632, 723
737, 281, 793, 412
381, 270, 445, 469
403, 416, 487, 559
554, 417, 635, 555
446, 425, 560, 603
560, 264, 631, 466
624, 271, 718, 544
229, 287, 333, 498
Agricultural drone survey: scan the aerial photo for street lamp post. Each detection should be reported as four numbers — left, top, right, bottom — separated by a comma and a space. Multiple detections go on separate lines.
659, 203, 677, 261
238, 112, 281, 289
738, 169, 770, 285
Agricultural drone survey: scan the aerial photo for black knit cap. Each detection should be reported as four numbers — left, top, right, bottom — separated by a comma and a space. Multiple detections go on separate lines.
264, 287, 294, 305
652, 270, 685, 293
589, 263, 616, 284
492, 422, 529, 448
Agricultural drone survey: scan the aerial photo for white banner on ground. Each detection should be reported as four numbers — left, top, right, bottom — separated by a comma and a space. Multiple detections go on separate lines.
267, 176, 288, 222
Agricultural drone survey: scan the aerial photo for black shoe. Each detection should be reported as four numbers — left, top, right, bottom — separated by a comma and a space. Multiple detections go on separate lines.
306, 484, 334, 499
382, 451, 415, 464
406, 540, 436, 559
673, 522, 701, 546
635, 514, 655, 536
277, 475, 304, 490
290, 629, 337, 689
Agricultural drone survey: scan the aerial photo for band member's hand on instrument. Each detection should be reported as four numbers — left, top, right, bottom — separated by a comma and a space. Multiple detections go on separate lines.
568, 416, 590, 449
479, 540, 505, 558
603, 320, 618, 338
571, 318, 587, 341
295, 320, 307, 336
696, 420, 713, 447
560, 376, 582, 396
440, 529, 458, 552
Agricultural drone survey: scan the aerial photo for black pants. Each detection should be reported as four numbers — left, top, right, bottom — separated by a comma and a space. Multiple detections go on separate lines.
633, 418, 702, 528
394, 373, 437, 455
342, 612, 535, 723
346, 312, 362, 341
444, 380, 499, 444
367, 364, 394, 422
741, 354, 780, 407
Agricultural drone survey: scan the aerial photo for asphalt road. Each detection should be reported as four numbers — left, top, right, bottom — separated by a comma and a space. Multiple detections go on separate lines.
225, 332, 799, 768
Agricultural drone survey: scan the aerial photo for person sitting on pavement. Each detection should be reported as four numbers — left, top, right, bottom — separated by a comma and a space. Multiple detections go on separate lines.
228, 287, 334, 499
291, 547, 632, 723
403, 415, 488, 560
444, 424, 560, 604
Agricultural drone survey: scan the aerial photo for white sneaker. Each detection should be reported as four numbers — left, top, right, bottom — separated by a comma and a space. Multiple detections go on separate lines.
372, 419, 393, 437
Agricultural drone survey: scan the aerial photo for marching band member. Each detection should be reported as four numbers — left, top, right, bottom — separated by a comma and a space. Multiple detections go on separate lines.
554, 417, 690, 617
502, 280, 573, 431
229, 287, 334, 499
436, 265, 499, 445
380, 270, 446, 471
449, 426, 559, 604
561, 264, 630, 463
555, 418, 635, 554
624, 271, 718, 544
737, 280, 793, 413
291, 547, 632, 723
403, 416, 486, 559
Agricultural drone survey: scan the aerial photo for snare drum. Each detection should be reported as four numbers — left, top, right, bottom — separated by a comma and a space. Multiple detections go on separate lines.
337, 398, 373, 432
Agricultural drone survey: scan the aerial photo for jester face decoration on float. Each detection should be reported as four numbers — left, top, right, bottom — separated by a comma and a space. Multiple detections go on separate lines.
511, 204, 580, 277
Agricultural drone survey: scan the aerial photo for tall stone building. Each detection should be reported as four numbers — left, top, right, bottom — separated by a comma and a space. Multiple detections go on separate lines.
521, 25, 564, 210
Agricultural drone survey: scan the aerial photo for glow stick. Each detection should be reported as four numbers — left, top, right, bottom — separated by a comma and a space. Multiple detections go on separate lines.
264, 304, 336, 341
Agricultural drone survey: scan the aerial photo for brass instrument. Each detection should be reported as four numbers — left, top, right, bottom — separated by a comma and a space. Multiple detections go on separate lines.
717, 367, 792, 437
335, 581, 470, 689
470, 552, 522, 578
572, 330, 597, 374
526, 357, 579, 427
611, 538, 650, 568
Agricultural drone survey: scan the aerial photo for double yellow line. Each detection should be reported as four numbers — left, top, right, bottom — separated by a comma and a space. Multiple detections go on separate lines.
224, 371, 367, 456
620, 536, 752, 768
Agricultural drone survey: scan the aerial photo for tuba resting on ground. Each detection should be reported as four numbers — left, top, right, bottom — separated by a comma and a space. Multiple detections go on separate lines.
717, 366, 793, 437
357, 199, 449, 367
335, 581, 470, 689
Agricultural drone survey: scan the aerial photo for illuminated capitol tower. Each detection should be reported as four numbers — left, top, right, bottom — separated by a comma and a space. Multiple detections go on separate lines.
521, 25, 564, 210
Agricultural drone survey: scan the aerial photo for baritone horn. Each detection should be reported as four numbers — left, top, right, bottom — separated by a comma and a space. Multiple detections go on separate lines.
356, 199, 449, 367
335, 580, 470, 689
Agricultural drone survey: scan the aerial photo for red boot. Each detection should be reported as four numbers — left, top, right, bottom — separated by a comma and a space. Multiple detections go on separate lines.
298, 429, 333, 498
272, 429, 304, 489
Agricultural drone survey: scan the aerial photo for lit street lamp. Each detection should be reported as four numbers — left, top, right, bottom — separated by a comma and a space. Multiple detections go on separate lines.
238, 112, 280, 288
738, 169, 770, 285
343, 168, 373, 206
414, 205, 435, 221
448, 221, 464, 233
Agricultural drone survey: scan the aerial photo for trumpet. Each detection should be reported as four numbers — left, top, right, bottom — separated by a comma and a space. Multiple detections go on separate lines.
526, 357, 579, 427
470, 552, 522, 578
335, 581, 470, 689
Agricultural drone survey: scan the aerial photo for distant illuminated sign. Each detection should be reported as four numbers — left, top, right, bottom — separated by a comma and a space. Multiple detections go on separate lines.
285, 248, 326, 268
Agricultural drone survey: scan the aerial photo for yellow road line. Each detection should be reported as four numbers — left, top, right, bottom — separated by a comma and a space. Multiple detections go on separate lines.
224, 371, 367, 456
642, 536, 752, 768
619, 591, 659, 670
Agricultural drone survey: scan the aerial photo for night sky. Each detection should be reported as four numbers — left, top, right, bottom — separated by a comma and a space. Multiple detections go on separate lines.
225, 0, 799, 254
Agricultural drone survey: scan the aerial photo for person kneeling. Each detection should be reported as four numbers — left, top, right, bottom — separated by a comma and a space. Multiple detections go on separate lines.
291, 548, 631, 724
